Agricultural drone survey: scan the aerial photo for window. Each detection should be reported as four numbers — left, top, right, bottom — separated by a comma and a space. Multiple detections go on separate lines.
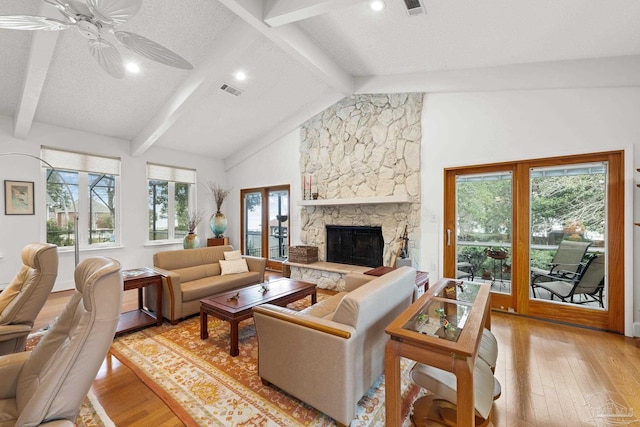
42, 147, 120, 248
147, 163, 196, 241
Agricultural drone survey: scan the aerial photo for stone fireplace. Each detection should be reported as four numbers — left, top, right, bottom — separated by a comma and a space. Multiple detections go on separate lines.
326, 225, 384, 268
299, 93, 423, 270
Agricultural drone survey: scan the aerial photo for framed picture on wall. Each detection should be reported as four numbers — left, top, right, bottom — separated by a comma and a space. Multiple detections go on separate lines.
4, 180, 34, 215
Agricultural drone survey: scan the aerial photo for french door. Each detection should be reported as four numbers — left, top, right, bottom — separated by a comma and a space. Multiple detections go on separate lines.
240, 185, 289, 271
444, 151, 624, 333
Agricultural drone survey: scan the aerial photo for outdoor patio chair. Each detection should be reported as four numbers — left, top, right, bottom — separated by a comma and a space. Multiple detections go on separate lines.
531, 253, 605, 307
530, 240, 592, 281
456, 261, 474, 281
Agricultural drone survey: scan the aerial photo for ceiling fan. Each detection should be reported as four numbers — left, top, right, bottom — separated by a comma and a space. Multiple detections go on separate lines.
0, 0, 193, 78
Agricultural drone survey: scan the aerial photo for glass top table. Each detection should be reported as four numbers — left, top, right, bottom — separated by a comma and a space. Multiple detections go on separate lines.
384, 277, 492, 426
403, 280, 482, 342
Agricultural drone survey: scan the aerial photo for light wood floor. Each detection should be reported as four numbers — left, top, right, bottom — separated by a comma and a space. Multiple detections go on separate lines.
34, 277, 640, 427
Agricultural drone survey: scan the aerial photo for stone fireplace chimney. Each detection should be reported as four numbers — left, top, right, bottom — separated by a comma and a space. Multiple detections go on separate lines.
299, 93, 423, 268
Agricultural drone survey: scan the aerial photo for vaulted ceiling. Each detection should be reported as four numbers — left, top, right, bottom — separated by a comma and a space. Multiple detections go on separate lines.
2, 0, 640, 170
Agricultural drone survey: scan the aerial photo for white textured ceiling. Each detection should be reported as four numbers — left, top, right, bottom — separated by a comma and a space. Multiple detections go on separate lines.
1, 0, 640, 168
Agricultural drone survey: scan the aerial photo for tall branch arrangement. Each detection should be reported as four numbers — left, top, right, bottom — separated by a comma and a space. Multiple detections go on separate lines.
187, 210, 206, 233
209, 182, 230, 212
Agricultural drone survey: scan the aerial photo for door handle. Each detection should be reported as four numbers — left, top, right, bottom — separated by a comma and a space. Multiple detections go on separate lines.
447, 229, 452, 246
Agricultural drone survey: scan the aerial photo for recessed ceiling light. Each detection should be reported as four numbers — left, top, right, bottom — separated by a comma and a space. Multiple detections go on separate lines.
234, 70, 246, 81
370, 0, 385, 11
126, 62, 140, 74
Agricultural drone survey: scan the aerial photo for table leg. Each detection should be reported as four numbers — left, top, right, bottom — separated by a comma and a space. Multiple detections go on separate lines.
229, 320, 240, 357
456, 358, 476, 426
137, 287, 143, 310
200, 310, 209, 339
311, 289, 317, 305
155, 280, 162, 326
384, 340, 402, 427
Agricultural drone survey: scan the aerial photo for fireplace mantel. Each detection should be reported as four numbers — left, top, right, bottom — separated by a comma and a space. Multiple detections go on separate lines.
298, 195, 410, 207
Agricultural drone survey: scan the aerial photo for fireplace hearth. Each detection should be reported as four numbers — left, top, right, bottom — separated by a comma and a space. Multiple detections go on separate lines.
326, 225, 383, 268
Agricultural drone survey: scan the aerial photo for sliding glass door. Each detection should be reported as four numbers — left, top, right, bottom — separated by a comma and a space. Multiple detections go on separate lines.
446, 165, 516, 312
241, 185, 289, 271
529, 163, 608, 311
444, 151, 624, 332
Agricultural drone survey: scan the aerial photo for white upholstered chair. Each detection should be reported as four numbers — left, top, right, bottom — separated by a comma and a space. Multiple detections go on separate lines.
0, 256, 122, 426
0, 243, 58, 356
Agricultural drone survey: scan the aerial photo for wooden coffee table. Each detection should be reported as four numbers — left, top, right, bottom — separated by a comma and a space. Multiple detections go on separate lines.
200, 278, 317, 356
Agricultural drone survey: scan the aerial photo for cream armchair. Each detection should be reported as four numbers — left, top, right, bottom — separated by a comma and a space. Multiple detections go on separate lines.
253, 267, 417, 426
0, 243, 58, 356
0, 256, 122, 426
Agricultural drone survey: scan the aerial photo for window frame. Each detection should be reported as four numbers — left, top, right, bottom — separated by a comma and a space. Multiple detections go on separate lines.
41, 147, 121, 250
147, 163, 197, 243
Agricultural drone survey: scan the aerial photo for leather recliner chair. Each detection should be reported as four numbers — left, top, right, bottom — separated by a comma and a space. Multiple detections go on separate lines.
0, 256, 122, 426
0, 243, 58, 356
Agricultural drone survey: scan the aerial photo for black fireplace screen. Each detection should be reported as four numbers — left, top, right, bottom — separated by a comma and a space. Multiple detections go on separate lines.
326, 225, 383, 268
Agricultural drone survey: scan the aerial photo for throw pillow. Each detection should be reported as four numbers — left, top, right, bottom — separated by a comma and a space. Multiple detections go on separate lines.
223, 250, 242, 260
220, 259, 249, 275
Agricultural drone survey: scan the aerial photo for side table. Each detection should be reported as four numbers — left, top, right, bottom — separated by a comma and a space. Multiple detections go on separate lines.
207, 237, 229, 246
116, 268, 164, 336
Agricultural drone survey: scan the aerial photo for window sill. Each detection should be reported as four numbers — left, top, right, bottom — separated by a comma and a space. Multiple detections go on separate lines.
56, 245, 124, 253
144, 240, 183, 248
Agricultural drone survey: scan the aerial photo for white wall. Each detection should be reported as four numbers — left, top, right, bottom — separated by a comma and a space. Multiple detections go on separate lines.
225, 128, 302, 249
0, 115, 226, 291
419, 87, 640, 336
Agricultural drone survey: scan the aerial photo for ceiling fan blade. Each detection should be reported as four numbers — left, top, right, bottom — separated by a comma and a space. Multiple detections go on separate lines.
87, 0, 141, 25
0, 15, 69, 31
66, 0, 92, 16
115, 31, 193, 70
87, 38, 125, 78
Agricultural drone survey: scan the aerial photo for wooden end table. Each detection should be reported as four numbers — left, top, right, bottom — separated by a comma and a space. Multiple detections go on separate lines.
200, 278, 317, 356
116, 268, 163, 336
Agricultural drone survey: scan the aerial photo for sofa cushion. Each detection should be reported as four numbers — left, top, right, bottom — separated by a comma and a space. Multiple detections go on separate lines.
172, 265, 208, 283
154, 245, 233, 271
199, 245, 233, 265
223, 250, 242, 260
220, 259, 249, 275
331, 267, 415, 330
181, 271, 262, 302
301, 292, 348, 319
202, 263, 222, 277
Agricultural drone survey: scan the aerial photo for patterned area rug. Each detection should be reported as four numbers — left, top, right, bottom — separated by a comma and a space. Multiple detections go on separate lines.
110, 297, 424, 426
77, 390, 115, 427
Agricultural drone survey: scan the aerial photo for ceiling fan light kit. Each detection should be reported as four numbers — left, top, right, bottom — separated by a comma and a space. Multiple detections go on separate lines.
0, 0, 193, 78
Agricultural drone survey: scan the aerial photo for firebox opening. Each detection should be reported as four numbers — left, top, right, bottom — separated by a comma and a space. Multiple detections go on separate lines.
326, 225, 384, 268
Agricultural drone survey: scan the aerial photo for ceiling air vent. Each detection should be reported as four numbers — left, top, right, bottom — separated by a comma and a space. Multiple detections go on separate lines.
220, 83, 243, 97
403, 0, 425, 16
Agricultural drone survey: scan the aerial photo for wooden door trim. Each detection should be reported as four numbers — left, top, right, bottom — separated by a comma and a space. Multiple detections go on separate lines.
444, 150, 624, 333
240, 185, 290, 271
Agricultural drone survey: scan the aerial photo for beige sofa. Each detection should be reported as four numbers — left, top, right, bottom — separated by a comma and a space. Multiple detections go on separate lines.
344, 270, 425, 300
253, 266, 416, 427
146, 245, 266, 324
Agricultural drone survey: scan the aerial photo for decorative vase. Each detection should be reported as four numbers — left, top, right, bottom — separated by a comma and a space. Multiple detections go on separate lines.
183, 232, 199, 249
210, 211, 227, 237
